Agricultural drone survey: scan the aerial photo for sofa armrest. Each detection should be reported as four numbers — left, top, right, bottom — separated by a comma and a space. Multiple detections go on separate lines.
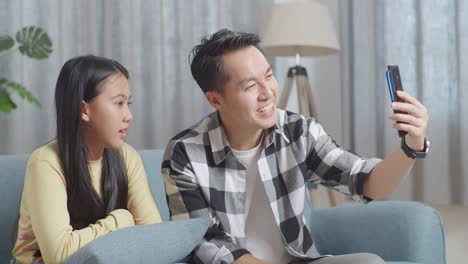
64, 218, 210, 264
307, 201, 445, 264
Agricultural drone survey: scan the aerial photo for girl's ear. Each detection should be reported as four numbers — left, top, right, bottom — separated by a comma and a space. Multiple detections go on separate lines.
81, 100, 90, 122
206, 91, 224, 111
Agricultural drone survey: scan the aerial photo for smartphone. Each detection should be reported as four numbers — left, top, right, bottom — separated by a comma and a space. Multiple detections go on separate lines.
386, 65, 407, 137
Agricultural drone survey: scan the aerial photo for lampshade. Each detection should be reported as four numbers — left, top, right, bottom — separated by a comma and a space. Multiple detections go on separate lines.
260, 2, 340, 56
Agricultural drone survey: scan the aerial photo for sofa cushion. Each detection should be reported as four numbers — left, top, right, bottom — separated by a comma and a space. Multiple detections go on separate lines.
308, 201, 445, 264
0, 154, 28, 264
139, 149, 170, 221
386, 262, 423, 264
65, 218, 210, 264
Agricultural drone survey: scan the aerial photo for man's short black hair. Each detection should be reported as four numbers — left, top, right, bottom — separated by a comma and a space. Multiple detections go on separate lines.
189, 29, 263, 93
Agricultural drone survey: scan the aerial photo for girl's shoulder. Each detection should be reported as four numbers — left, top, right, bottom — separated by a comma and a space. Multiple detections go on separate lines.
120, 142, 139, 157
28, 139, 61, 166
26, 139, 66, 183
119, 143, 145, 180
120, 142, 142, 165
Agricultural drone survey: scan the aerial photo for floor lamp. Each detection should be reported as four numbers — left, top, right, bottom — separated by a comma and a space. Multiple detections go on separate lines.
260, 2, 340, 207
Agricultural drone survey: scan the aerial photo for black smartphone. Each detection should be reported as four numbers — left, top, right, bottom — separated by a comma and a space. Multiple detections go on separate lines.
386, 65, 407, 137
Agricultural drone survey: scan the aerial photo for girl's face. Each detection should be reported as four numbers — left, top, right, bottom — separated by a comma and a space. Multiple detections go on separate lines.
81, 73, 132, 160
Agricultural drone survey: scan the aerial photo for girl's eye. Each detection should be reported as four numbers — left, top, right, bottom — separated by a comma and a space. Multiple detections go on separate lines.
127, 101, 133, 106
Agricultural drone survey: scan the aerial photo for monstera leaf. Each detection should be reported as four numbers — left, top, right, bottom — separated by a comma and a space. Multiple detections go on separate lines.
0, 35, 14, 52
0, 26, 51, 114
7, 81, 41, 106
0, 78, 16, 113
0, 92, 17, 113
0, 78, 41, 114
16, 26, 53, 59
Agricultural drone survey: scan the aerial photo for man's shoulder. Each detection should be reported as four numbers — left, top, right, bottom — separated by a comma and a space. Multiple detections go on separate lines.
276, 109, 315, 131
275, 109, 324, 142
164, 111, 219, 159
168, 112, 217, 143
276, 109, 308, 126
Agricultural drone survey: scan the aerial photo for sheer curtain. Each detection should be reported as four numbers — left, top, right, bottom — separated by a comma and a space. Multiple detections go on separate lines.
0, 0, 272, 154
339, 0, 468, 206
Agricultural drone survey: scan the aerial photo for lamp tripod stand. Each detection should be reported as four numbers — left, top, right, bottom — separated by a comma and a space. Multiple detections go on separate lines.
277, 59, 337, 207
278, 65, 318, 119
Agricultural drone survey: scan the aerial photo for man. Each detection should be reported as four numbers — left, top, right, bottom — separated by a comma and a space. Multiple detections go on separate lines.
162, 29, 429, 264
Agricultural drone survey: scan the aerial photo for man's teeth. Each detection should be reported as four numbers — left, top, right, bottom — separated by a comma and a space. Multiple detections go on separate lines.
258, 104, 273, 113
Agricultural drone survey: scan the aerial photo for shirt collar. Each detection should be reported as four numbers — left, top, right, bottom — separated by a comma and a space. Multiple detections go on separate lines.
266, 108, 290, 146
207, 112, 233, 165
207, 109, 290, 165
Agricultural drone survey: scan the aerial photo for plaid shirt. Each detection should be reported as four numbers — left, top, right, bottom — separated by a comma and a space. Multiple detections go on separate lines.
162, 109, 381, 264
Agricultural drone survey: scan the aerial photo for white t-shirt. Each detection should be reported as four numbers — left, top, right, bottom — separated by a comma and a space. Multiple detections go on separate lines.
233, 142, 295, 264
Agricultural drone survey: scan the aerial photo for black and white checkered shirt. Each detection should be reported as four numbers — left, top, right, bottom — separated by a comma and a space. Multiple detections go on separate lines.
162, 109, 381, 264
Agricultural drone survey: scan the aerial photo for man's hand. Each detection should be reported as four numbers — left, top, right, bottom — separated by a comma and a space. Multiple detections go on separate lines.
364, 90, 428, 199
234, 254, 270, 264
389, 90, 429, 150
19, 231, 43, 262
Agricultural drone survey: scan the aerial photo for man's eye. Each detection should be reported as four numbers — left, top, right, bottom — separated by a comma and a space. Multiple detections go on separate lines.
245, 83, 255, 90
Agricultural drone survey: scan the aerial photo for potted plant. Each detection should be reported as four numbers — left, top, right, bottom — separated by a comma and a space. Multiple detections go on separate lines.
0, 26, 53, 114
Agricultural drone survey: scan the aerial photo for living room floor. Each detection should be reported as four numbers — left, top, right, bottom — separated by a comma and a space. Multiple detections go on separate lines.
433, 205, 468, 264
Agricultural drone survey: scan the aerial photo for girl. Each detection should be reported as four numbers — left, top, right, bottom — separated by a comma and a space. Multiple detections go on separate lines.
12, 55, 161, 264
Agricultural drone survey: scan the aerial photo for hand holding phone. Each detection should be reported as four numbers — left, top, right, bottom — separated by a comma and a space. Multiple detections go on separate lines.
386, 65, 408, 137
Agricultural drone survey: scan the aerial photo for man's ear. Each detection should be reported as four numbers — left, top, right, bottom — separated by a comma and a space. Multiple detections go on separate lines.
81, 100, 90, 122
205, 91, 224, 111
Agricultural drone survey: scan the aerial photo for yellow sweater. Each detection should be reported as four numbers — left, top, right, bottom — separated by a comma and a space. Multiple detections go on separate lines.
12, 140, 162, 264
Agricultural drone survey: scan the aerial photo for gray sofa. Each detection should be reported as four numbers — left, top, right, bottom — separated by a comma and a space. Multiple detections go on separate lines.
0, 149, 446, 264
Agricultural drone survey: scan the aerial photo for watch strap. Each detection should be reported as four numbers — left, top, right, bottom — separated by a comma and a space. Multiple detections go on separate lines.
401, 136, 429, 159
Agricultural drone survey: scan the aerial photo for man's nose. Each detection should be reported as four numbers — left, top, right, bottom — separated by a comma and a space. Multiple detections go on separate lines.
258, 82, 274, 100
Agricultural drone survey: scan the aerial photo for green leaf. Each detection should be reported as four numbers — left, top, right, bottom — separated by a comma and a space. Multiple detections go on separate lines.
0, 35, 15, 52
0, 92, 17, 114
0, 78, 7, 87
16, 26, 53, 59
7, 81, 41, 107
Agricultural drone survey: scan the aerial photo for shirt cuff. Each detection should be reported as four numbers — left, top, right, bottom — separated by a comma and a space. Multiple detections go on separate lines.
231, 248, 250, 261
353, 158, 382, 203
108, 209, 135, 228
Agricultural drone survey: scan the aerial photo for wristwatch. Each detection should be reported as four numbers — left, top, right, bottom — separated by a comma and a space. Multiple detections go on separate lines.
401, 136, 430, 159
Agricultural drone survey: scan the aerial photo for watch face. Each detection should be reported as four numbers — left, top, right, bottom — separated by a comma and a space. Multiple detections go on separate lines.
415, 138, 429, 158
425, 138, 430, 153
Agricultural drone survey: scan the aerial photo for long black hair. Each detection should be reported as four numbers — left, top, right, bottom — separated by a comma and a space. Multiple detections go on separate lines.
55, 55, 130, 229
